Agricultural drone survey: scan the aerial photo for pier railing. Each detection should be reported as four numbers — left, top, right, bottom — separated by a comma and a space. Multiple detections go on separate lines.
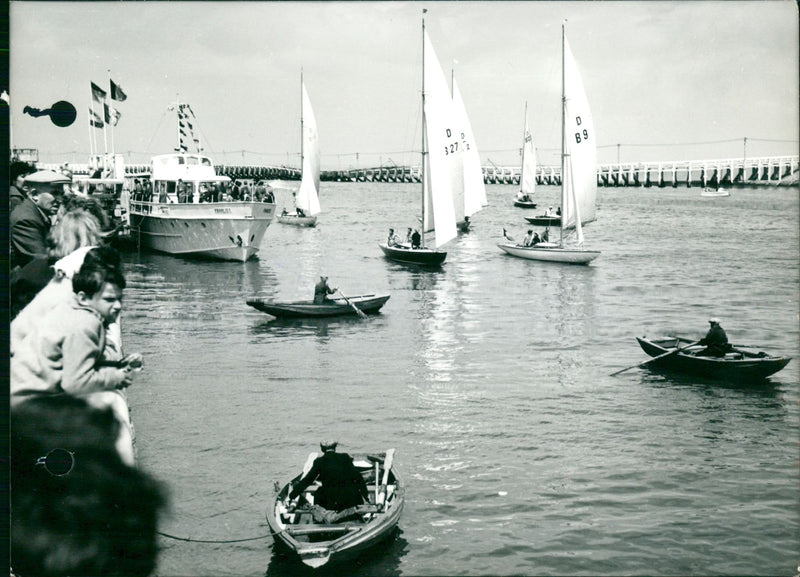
47, 155, 798, 188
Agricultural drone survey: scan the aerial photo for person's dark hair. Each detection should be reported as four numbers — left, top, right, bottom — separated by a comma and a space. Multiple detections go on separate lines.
10, 161, 35, 184
72, 245, 126, 296
11, 396, 167, 577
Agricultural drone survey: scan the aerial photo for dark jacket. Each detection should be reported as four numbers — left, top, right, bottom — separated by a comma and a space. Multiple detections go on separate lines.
699, 324, 729, 356
11, 198, 51, 269
9, 184, 27, 213
313, 279, 335, 304
289, 451, 369, 511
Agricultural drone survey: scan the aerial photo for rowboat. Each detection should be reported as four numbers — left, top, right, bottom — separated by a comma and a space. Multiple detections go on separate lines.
636, 336, 791, 381
267, 449, 403, 568
246, 294, 390, 318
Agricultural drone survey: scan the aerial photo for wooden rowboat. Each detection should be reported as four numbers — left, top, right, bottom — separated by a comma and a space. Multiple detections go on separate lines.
636, 336, 790, 381
267, 449, 403, 568
246, 294, 389, 318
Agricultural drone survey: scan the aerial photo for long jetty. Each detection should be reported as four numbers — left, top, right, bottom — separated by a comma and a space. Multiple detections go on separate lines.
56, 155, 799, 187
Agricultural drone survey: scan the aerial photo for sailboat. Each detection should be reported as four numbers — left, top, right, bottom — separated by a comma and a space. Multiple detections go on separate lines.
278, 73, 320, 227
451, 76, 488, 232
513, 103, 538, 210
498, 23, 600, 265
379, 17, 457, 267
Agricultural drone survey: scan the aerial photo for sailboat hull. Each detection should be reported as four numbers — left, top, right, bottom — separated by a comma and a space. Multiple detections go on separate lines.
379, 243, 446, 266
513, 199, 538, 209
497, 242, 599, 264
277, 214, 317, 227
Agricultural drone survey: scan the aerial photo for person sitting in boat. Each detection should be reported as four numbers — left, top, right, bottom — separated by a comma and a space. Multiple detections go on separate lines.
405, 227, 413, 244
387, 228, 400, 247
281, 208, 288, 216
286, 440, 369, 521
411, 229, 421, 249
545, 206, 553, 216
696, 318, 731, 357
313, 276, 337, 304
541, 227, 550, 242
296, 207, 306, 217
522, 229, 535, 247
556, 206, 561, 216
460, 215, 471, 233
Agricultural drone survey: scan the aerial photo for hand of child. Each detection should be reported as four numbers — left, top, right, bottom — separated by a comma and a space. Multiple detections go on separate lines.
116, 368, 135, 389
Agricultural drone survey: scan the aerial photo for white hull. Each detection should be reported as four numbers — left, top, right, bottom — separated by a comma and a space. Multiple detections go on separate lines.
497, 242, 600, 264
129, 201, 275, 262
277, 214, 317, 227
701, 188, 730, 197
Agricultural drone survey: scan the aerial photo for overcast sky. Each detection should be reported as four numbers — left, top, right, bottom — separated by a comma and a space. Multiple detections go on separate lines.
9, 1, 799, 169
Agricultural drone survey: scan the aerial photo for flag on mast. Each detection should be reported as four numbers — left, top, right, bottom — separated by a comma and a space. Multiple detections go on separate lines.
89, 107, 104, 128
91, 82, 106, 102
109, 79, 127, 101
104, 103, 121, 126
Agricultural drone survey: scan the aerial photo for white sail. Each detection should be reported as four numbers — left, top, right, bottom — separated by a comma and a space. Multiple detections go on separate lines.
520, 107, 536, 198
452, 78, 488, 218
561, 35, 596, 233
296, 80, 321, 216
422, 29, 457, 248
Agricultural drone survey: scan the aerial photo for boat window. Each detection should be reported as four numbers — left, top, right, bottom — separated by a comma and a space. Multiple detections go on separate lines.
186, 156, 199, 165
167, 181, 176, 193
201, 158, 211, 166
177, 157, 185, 165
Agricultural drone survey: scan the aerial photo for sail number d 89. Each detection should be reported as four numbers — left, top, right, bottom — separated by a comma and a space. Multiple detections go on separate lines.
574, 116, 589, 144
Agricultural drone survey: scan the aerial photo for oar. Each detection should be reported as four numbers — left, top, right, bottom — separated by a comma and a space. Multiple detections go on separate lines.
671, 335, 763, 351
610, 340, 701, 376
337, 290, 367, 319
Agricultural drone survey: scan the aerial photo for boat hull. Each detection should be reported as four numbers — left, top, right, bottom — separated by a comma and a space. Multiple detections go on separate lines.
277, 214, 317, 227
524, 215, 561, 226
246, 294, 390, 318
497, 242, 600, 264
513, 199, 538, 209
379, 243, 446, 266
129, 201, 275, 262
701, 188, 730, 197
267, 450, 404, 568
637, 336, 791, 381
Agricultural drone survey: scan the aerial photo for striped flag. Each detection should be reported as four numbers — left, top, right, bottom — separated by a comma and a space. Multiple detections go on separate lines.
89, 107, 104, 128
91, 82, 106, 102
104, 103, 121, 126
109, 79, 127, 102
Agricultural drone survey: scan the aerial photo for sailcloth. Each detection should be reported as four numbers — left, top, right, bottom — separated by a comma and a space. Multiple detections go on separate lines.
296, 81, 321, 215
562, 35, 597, 234
520, 111, 536, 198
422, 30, 457, 248
452, 78, 488, 218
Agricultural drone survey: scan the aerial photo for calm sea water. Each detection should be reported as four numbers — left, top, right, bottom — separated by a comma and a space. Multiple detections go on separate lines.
120, 182, 799, 577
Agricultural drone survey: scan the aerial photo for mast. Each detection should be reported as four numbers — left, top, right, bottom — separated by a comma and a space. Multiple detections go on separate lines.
520, 100, 528, 195
560, 22, 566, 247
421, 13, 427, 248
300, 68, 304, 180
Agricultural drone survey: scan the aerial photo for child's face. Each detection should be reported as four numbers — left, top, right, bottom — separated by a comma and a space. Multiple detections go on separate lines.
80, 282, 123, 324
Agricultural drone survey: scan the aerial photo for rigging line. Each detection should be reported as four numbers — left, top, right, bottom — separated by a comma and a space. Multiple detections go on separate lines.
143, 107, 169, 157
157, 530, 271, 544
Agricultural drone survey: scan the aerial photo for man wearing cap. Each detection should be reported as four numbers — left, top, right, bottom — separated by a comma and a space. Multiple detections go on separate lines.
287, 440, 369, 515
313, 276, 336, 304
10, 189, 62, 269
697, 318, 730, 357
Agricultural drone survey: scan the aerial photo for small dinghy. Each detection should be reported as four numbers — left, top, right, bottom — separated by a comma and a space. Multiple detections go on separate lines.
246, 294, 389, 319
636, 336, 790, 381
267, 449, 403, 568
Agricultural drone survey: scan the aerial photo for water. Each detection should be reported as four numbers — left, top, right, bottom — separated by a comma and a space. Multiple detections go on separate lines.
120, 183, 799, 576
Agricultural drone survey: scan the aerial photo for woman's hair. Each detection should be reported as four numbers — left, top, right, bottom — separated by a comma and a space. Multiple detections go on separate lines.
47, 208, 103, 259
60, 194, 111, 231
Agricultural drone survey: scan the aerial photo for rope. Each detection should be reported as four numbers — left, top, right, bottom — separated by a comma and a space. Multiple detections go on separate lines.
156, 530, 271, 544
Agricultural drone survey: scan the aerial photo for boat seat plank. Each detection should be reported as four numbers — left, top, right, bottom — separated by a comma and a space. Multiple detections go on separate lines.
287, 524, 363, 536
